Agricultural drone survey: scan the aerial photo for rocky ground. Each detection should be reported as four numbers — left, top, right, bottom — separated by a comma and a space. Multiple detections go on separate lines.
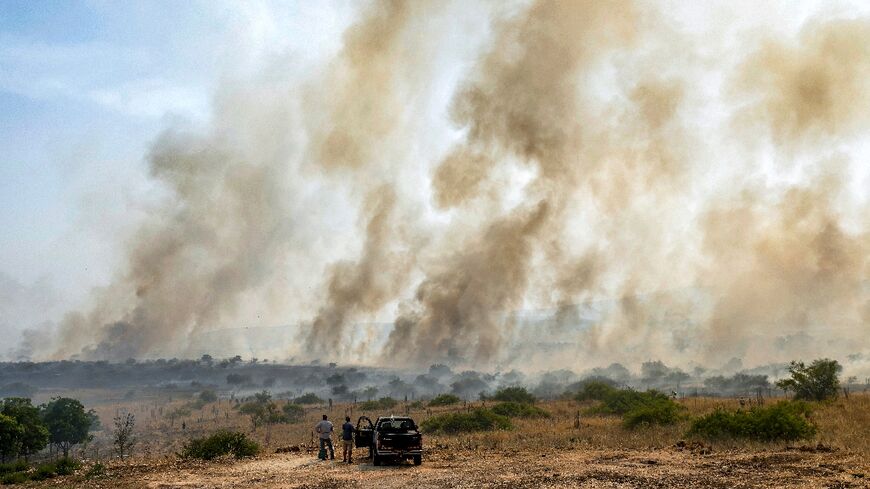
28, 443, 870, 489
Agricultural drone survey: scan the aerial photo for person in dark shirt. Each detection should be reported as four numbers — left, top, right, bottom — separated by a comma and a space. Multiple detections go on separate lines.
341, 416, 355, 463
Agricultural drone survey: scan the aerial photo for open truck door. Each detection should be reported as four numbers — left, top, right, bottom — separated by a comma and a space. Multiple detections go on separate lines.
355, 416, 374, 448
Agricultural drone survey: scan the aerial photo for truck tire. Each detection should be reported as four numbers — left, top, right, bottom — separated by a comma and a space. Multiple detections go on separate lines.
413, 455, 422, 466
373, 455, 381, 466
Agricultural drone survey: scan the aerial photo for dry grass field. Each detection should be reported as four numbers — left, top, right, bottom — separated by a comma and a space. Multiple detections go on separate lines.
8, 390, 870, 488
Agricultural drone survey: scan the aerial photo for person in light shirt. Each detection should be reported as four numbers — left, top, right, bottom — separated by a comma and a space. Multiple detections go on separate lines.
314, 414, 335, 460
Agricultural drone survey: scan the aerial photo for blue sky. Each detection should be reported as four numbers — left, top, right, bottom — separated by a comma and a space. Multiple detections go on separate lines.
0, 0, 353, 335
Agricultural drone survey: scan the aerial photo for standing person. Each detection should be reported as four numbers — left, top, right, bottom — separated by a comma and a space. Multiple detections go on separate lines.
315, 414, 334, 460
341, 416, 355, 463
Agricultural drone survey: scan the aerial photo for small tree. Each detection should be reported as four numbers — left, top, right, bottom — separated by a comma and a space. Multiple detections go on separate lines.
0, 413, 23, 462
41, 397, 93, 458
1, 398, 48, 461
113, 413, 136, 459
776, 359, 842, 401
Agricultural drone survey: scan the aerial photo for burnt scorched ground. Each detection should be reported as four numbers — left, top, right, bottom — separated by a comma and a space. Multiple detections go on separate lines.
37, 445, 870, 489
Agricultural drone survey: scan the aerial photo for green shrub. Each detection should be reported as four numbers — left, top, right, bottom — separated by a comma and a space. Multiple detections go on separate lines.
30, 462, 57, 481
420, 409, 512, 434
428, 394, 461, 407
622, 399, 686, 428
491, 387, 536, 404
84, 462, 105, 479
590, 389, 670, 415
358, 397, 398, 411
491, 402, 551, 419
0, 460, 28, 475
281, 403, 305, 422
293, 393, 324, 405
54, 457, 80, 476
1, 471, 27, 485
687, 401, 816, 442
180, 430, 260, 460
574, 381, 618, 401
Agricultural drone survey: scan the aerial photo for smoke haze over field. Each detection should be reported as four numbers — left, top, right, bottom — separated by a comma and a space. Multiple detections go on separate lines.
5, 0, 868, 374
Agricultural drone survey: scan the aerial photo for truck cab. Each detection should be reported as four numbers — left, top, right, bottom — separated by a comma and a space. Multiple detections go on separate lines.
355, 415, 422, 466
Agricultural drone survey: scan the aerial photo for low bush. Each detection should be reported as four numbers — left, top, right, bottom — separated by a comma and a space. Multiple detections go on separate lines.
54, 457, 80, 476
293, 393, 324, 405
420, 409, 512, 434
281, 403, 305, 422
30, 462, 58, 481
622, 399, 686, 428
84, 462, 105, 479
491, 402, 551, 419
180, 430, 260, 460
0, 460, 28, 475
358, 397, 398, 411
687, 401, 815, 442
573, 381, 618, 402
1, 472, 27, 485
590, 389, 670, 415
428, 394, 461, 407
491, 387, 536, 404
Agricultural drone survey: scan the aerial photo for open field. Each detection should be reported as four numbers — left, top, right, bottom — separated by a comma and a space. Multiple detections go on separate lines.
8, 392, 870, 488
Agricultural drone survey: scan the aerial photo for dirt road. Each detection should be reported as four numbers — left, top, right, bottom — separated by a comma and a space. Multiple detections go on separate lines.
67, 444, 869, 489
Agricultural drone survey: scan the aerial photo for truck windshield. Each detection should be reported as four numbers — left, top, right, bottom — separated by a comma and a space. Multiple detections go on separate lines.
378, 419, 415, 431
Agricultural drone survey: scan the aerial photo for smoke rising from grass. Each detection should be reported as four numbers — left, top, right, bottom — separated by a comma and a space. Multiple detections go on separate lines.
29, 1, 870, 373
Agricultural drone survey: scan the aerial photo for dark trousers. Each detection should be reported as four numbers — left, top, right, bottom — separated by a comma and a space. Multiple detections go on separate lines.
319, 438, 334, 459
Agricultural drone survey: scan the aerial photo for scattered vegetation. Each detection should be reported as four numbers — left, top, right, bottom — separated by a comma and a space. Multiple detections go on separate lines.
180, 431, 259, 460
491, 387, 536, 404
420, 409, 512, 434
358, 397, 398, 411
491, 402, 551, 419
0, 458, 80, 485
687, 401, 816, 441
776, 359, 842, 401
428, 394, 461, 407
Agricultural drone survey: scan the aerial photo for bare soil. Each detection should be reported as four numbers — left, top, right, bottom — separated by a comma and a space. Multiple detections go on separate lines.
35, 444, 870, 489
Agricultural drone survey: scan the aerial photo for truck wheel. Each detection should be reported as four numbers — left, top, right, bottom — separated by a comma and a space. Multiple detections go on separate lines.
413, 455, 422, 466
373, 455, 381, 466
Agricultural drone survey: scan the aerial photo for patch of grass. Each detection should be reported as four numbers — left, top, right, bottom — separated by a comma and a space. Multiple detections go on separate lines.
491, 387, 536, 404
491, 401, 551, 419
358, 397, 398, 411
421, 409, 512, 434
428, 394, 461, 407
180, 430, 260, 460
687, 401, 816, 442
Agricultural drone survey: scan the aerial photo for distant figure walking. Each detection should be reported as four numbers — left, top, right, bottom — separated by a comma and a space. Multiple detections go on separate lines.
341, 416, 355, 463
315, 414, 335, 460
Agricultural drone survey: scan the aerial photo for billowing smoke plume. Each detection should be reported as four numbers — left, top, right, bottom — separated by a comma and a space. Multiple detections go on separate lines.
28, 0, 869, 373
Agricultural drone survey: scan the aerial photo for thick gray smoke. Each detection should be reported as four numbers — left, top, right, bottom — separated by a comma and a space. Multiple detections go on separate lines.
29, 0, 868, 374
